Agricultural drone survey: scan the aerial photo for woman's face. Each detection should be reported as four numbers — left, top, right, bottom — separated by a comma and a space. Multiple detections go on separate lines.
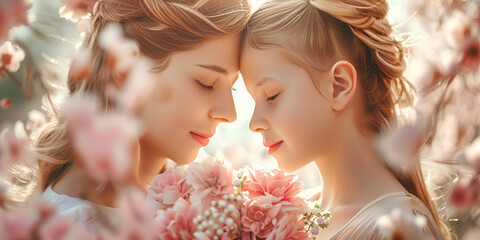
138, 34, 240, 164
241, 46, 336, 172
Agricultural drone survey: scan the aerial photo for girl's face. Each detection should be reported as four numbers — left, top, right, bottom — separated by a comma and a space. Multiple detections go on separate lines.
139, 34, 240, 164
241, 46, 336, 172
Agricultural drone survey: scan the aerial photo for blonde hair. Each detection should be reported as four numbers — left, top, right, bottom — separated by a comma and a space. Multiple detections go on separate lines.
242, 0, 450, 238
34, 0, 250, 191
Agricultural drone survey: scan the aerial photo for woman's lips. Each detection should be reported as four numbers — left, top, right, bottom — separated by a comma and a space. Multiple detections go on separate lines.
190, 132, 211, 146
267, 141, 283, 154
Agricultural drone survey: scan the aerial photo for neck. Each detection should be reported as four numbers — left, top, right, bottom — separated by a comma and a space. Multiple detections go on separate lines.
315, 121, 406, 212
137, 142, 168, 187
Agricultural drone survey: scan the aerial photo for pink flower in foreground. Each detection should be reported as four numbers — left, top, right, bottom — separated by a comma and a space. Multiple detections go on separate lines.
147, 167, 192, 211
245, 168, 305, 208
242, 196, 283, 238
186, 157, 235, 210
376, 208, 429, 240
449, 178, 475, 209
0, 0, 31, 39
266, 214, 308, 240
465, 137, 480, 173
154, 199, 201, 240
59, 0, 97, 22
0, 41, 25, 76
460, 39, 480, 71
0, 128, 33, 176
38, 215, 95, 240
378, 122, 424, 175
0, 98, 11, 109
62, 94, 141, 183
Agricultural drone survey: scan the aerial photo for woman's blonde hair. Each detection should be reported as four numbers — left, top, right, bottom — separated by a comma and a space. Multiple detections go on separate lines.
241, 0, 450, 238
34, 0, 250, 191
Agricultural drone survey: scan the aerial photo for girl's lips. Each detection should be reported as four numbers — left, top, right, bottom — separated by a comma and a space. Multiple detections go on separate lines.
268, 141, 283, 154
190, 132, 210, 146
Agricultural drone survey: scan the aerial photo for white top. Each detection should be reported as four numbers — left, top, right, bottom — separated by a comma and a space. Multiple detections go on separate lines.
325, 192, 445, 240
42, 187, 119, 233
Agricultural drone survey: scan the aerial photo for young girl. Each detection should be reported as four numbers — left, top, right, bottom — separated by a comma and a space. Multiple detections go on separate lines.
34, 0, 249, 224
240, 0, 449, 239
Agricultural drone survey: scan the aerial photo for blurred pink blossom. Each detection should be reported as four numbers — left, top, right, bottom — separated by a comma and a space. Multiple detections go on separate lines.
449, 178, 475, 210
0, 41, 25, 76
376, 208, 429, 240
443, 10, 469, 48
186, 157, 235, 210
146, 167, 192, 211
378, 122, 424, 176
465, 137, 480, 173
244, 168, 306, 208
59, 0, 97, 22
0, 207, 40, 239
0, 128, 33, 176
154, 198, 201, 240
242, 196, 283, 238
0, 98, 11, 109
0, 0, 31, 39
38, 215, 95, 240
460, 39, 480, 71
266, 214, 308, 240
99, 24, 139, 75
62, 94, 141, 184
69, 48, 92, 81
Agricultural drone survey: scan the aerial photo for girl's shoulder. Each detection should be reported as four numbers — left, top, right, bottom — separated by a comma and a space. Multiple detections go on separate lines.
328, 192, 445, 240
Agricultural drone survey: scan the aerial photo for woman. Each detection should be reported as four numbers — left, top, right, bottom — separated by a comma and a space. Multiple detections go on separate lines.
35, 0, 249, 227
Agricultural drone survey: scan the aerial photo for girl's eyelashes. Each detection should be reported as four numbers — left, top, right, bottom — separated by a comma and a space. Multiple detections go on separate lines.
267, 93, 279, 102
196, 80, 214, 90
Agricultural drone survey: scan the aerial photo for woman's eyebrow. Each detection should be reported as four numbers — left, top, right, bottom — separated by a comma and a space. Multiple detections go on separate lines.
196, 64, 228, 75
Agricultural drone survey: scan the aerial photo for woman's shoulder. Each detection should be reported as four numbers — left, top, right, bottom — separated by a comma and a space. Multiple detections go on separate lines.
42, 187, 119, 233
329, 192, 445, 240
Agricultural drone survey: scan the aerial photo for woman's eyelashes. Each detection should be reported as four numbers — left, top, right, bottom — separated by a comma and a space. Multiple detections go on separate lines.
196, 80, 214, 90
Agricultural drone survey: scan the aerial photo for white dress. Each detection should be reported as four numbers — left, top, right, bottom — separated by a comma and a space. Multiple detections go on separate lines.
325, 192, 445, 240
42, 187, 119, 233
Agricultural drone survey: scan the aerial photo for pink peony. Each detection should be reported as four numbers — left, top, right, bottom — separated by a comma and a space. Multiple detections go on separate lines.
147, 167, 192, 211
0, 41, 25, 76
186, 157, 235, 210
244, 168, 306, 208
59, 0, 97, 22
154, 199, 201, 240
266, 214, 308, 240
241, 196, 283, 238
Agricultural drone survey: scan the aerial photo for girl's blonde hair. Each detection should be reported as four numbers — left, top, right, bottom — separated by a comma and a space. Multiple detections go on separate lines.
242, 0, 450, 238
34, 0, 250, 191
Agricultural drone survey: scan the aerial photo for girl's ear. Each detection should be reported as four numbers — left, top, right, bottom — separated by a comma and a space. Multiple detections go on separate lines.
330, 61, 357, 111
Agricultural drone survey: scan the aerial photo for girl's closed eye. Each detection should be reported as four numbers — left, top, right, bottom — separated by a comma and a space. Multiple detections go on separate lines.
267, 93, 280, 102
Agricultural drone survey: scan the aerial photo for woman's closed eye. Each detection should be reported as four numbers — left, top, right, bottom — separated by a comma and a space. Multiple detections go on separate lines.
196, 80, 214, 90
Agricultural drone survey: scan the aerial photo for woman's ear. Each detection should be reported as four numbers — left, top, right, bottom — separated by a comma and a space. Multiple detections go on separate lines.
330, 61, 357, 111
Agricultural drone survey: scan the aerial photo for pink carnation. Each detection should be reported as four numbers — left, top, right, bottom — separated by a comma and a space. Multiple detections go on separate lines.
154, 199, 201, 240
146, 167, 192, 211
186, 157, 235, 210
266, 214, 308, 240
241, 196, 283, 238
244, 168, 306, 208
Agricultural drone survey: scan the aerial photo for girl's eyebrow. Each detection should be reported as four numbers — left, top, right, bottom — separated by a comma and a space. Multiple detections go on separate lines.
196, 64, 228, 75
257, 77, 274, 87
